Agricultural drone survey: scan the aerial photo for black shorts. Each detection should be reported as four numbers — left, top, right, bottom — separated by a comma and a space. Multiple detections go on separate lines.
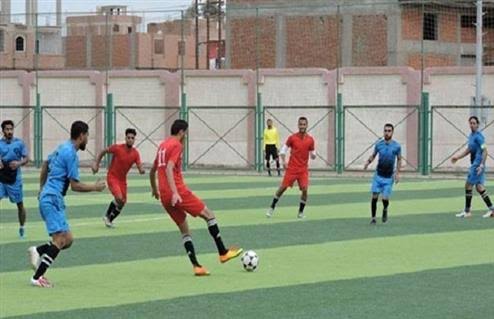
265, 145, 279, 160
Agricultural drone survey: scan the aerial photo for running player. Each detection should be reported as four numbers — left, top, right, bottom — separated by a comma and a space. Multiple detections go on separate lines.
150, 119, 243, 276
263, 119, 281, 176
28, 121, 106, 288
92, 128, 145, 228
0, 120, 29, 238
267, 117, 316, 219
364, 123, 402, 224
451, 116, 493, 218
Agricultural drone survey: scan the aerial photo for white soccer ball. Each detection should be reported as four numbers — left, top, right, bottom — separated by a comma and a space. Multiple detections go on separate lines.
241, 250, 259, 272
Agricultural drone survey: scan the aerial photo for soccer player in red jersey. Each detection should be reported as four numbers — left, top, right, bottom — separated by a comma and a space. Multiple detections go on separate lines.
267, 117, 316, 219
150, 119, 243, 276
92, 128, 145, 227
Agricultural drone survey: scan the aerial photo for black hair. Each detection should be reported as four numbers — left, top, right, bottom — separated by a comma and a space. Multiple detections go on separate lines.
70, 121, 89, 140
1, 120, 14, 131
298, 117, 308, 123
384, 123, 394, 131
125, 128, 137, 136
469, 116, 480, 124
171, 119, 188, 135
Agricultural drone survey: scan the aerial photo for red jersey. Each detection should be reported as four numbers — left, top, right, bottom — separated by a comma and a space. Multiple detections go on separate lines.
285, 133, 315, 172
107, 144, 141, 181
154, 137, 188, 195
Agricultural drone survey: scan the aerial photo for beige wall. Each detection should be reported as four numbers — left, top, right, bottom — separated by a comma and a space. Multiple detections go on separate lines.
0, 67, 492, 171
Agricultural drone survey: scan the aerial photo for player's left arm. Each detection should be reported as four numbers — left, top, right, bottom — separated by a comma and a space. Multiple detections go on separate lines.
135, 151, 145, 175
477, 136, 487, 175
310, 138, 316, 160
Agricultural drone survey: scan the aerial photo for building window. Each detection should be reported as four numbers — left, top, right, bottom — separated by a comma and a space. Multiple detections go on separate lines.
128, 27, 132, 34
0, 30, 4, 52
154, 39, 164, 54
423, 13, 437, 41
485, 15, 494, 29
15, 36, 25, 51
113, 24, 119, 32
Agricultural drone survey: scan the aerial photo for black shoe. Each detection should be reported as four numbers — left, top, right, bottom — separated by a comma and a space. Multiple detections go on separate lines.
370, 218, 376, 225
382, 210, 388, 223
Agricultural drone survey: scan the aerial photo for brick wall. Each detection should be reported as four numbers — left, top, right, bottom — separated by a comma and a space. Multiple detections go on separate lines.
407, 53, 456, 69
285, 16, 339, 68
352, 15, 387, 66
65, 36, 86, 68
229, 16, 276, 69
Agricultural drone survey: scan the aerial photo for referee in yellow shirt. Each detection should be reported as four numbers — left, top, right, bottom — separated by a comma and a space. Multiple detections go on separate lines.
263, 119, 281, 176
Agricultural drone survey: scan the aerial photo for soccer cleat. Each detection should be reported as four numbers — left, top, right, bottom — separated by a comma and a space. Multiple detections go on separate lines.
219, 247, 243, 263
31, 276, 53, 288
297, 212, 306, 219
193, 266, 210, 276
455, 211, 472, 218
482, 210, 494, 218
19, 227, 25, 239
382, 211, 388, 223
266, 208, 274, 218
28, 246, 41, 270
370, 218, 377, 225
103, 216, 114, 228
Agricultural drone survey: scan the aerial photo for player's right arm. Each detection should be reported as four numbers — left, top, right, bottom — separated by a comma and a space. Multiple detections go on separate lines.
92, 146, 112, 174
279, 136, 292, 170
364, 144, 378, 170
451, 147, 470, 164
38, 160, 49, 197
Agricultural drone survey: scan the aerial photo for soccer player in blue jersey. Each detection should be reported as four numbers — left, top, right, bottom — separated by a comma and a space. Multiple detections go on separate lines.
0, 120, 29, 238
451, 116, 494, 218
364, 123, 402, 224
27, 121, 106, 288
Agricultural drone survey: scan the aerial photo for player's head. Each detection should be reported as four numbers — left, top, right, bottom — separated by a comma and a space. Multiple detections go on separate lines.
171, 119, 188, 142
384, 123, 394, 140
125, 128, 137, 148
267, 119, 273, 128
469, 116, 480, 132
298, 117, 308, 134
1, 120, 14, 140
70, 120, 89, 151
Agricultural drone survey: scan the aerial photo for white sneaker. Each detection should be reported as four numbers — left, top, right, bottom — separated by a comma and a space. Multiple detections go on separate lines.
266, 208, 274, 218
103, 216, 114, 228
28, 246, 41, 270
297, 212, 306, 219
31, 276, 53, 288
455, 211, 472, 218
482, 211, 494, 218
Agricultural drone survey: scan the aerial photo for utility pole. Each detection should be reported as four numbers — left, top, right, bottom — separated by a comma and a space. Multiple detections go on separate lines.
475, 0, 483, 106
195, 0, 199, 69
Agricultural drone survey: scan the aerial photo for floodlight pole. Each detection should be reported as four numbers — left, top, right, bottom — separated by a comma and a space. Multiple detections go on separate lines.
475, 0, 483, 106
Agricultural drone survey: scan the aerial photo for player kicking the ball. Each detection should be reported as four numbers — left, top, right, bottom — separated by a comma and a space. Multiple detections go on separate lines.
92, 128, 145, 228
150, 119, 242, 276
267, 117, 316, 219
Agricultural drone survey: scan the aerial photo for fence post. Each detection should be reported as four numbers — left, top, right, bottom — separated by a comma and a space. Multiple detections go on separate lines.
105, 93, 114, 168
420, 92, 430, 176
180, 92, 189, 171
34, 93, 42, 168
336, 93, 344, 174
256, 92, 263, 172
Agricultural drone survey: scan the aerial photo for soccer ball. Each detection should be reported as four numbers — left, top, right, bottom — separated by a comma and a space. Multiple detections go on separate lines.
241, 250, 259, 272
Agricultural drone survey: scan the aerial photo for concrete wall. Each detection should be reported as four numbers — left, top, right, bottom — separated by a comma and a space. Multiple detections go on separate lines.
0, 66, 492, 172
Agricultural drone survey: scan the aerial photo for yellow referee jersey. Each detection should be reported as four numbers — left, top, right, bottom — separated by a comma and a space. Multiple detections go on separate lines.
263, 127, 280, 148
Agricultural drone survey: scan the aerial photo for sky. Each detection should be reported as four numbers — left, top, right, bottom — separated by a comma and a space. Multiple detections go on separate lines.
7, 0, 196, 25
10, 0, 194, 15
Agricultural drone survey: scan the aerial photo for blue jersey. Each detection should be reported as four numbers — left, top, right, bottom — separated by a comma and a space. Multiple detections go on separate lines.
373, 139, 401, 178
468, 131, 485, 166
41, 141, 80, 197
0, 137, 28, 180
